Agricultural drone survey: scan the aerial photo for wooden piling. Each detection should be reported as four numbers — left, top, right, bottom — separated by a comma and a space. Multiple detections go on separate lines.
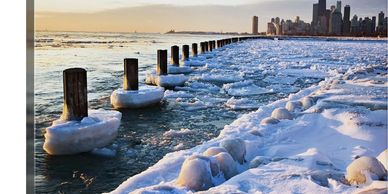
208, 41, 213, 52
192, 43, 198, 57
171, 45, 179, 66
61, 68, 88, 121
204, 42, 209, 52
200, 42, 206, 53
123, 58, 139, 91
157, 50, 167, 75
182, 45, 189, 61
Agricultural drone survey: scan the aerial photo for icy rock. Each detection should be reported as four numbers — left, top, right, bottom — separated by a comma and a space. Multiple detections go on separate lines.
214, 152, 238, 180
220, 138, 246, 164
346, 156, 387, 185
110, 85, 164, 109
260, 117, 280, 125
285, 101, 302, 112
145, 73, 188, 88
167, 65, 193, 74
249, 156, 271, 168
203, 147, 228, 157
301, 96, 314, 110
376, 149, 387, 170
43, 110, 122, 155
176, 155, 214, 191
271, 108, 293, 120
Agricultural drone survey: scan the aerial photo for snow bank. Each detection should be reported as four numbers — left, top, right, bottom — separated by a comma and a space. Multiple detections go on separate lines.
110, 85, 164, 109
44, 109, 121, 155
145, 72, 188, 88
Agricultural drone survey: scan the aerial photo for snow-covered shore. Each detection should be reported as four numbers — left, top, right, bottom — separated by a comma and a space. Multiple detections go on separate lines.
109, 39, 387, 194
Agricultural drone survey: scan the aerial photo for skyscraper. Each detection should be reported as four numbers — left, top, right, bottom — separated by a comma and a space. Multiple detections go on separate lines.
252, 16, 258, 35
378, 11, 384, 26
336, 1, 342, 13
318, 0, 326, 16
343, 5, 351, 34
313, 3, 319, 25
372, 16, 376, 33
329, 10, 342, 35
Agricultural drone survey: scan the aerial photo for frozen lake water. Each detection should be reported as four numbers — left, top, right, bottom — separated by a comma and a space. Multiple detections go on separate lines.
34, 32, 387, 193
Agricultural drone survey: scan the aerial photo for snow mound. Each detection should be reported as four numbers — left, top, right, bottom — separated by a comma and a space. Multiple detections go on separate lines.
222, 80, 274, 96
249, 156, 271, 168
260, 117, 280, 125
176, 155, 214, 191
285, 101, 302, 112
346, 156, 387, 185
225, 97, 261, 110
44, 109, 121, 155
301, 96, 314, 109
376, 149, 387, 170
220, 138, 246, 164
145, 73, 188, 88
271, 108, 293, 120
110, 85, 164, 109
163, 128, 194, 138
203, 147, 228, 157
214, 152, 239, 180
168, 65, 193, 74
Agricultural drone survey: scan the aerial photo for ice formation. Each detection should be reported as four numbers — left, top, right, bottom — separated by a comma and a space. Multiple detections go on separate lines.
145, 72, 188, 88
285, 101, 302, 112
167, 65, 193, 74
301, 96, 314, 109
220, 138, 246, 164
214, 152, 239, 180
44, 109, 121, 155
271, 108, 293, 120
225, 97, 262, 110
377, 149, 387, 170
222, 80, 273, 96
110, 85, 164, 109
260, 117, 280, 125
249, 156, 271, 168
346, 156, 387, 185
203, 147, 228, 157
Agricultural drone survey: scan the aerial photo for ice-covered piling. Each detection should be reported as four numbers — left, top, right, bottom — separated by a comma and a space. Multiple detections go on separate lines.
123, 58, 139, 90
192, 43, 198, 57
157, 49, 167, 75
208, 41, 213, 52
200, 42, 206, 54
171, 45, 179, 66
61, 68, 88, 121
182, 45, 189, 61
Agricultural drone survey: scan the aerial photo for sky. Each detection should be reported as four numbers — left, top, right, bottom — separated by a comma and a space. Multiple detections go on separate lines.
35, 0, 387, 33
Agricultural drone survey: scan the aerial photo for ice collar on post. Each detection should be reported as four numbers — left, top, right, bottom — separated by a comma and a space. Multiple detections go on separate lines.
43, 68, 121, 155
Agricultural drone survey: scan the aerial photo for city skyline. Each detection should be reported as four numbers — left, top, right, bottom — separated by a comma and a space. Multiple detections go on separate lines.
35, 0, 386, 33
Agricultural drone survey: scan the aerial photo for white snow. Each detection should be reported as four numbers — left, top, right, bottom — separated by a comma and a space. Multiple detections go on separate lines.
271, 108, 293, 120
110, 85, 164, 108
44, 109, 121, 155
346, 156, 387, 185
145, 72, 188, 88
109, 39, 387, 194
377, 149, 388, 170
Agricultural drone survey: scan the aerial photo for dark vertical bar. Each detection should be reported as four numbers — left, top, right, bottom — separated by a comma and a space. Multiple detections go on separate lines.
62, 68, 88, 121
182, 45, 189, 61
204, 42, 209, 52
157, 50, 167, 75
200, 42, 206, 53
171, 45, 179, 66
123, 58, 139, 90
208, 41, 213, 52
192, 43, 198, 57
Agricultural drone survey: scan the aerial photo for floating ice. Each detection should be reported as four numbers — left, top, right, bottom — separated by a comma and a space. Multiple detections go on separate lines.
225, 97, 262, 110
110, 85, 164, 109
145, 72, 188, 88
164, 90, 194, 99
249, 156, 271, 168
346, 156, 387, 185
264, 75, 298, 85
222, 80, 274, 96
91, 147, 117, 157
163, 128, 194, 138
167, 65, 193, 74
43, 109, 121, 155
197, 73, 244, 83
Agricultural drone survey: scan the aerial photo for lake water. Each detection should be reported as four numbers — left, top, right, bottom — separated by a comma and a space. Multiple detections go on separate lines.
34, 32, 386, 193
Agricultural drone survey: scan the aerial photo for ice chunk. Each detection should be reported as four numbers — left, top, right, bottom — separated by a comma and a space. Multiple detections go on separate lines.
203, 147, 228, 157
285, 101, 303, 112
264, 75, 298, 85
163, 128, 194, 138
214, 152, 238, 180
223, 80, 274, 96
176, 155, 214, 191
260, 117, 280, 125
271, 108, 293, 120
91, 147, 116, 157
225, 97, 261, 110
110, 85, 164, 109
43, 109, 121, 155
167, 65, 193, 74
301, 96, 314, 109
198, 73, 244, 83
249, 156, 271, 168
346, 156, 387, 185
163, 90, 194, 99
220, 138, 246, 164
377, 149, 387, 170
145, 73, 188, 88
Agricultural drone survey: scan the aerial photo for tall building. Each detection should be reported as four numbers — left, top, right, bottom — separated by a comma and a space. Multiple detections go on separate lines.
343, 5, 351, 34
378, 11, 384, 26
318, 0, 326, 16
252, 16, 258, 35
336, 1, 342, 13
371, 16, 376, 33
313, 3, 319, 25
329, 10, 342, 35
351, 15, 360, 35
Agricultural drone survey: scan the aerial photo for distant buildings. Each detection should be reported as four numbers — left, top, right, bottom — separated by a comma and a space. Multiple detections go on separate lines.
265, 0, 387, 37
252, 16, 259, 35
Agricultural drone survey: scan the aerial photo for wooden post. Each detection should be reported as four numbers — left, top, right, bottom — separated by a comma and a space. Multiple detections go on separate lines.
208, 41, 213, 52
200, 42, 206, 53
171, 45, 179, 66
182, 45, 189, 61
157, 49, 167, 75
192, 43, 198, 57
123, 58, 139, 91
61, 68, 88, 121
204, 42, 209, 52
